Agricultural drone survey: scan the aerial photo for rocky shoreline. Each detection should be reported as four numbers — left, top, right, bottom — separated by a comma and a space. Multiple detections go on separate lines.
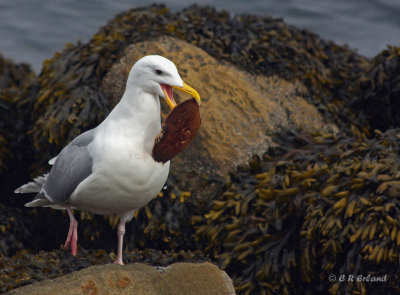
1, 4, 399, 295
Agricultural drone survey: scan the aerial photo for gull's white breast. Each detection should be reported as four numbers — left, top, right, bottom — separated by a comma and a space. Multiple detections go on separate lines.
69, 124, 169, 216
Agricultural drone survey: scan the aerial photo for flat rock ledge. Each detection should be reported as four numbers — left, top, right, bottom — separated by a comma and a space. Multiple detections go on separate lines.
6, 262, 235, 295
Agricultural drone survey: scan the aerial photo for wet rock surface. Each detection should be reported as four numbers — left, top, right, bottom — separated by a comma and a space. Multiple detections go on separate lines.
1, 4, 400, 295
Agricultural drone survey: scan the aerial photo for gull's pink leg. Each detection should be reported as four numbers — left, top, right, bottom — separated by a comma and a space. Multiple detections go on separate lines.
64, 206, 78, 256
114, 218, 126, 265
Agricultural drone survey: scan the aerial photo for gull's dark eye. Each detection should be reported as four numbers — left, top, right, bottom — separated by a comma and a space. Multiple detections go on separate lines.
155, 69, 163, 75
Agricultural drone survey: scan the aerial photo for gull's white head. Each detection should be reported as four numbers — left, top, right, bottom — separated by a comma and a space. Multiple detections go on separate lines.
127, 55, 200, 109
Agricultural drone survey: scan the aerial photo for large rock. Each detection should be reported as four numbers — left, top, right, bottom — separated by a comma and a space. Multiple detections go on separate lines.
7, 262, 235, 295
100, 35, 338, 194
23, 4, 366, 180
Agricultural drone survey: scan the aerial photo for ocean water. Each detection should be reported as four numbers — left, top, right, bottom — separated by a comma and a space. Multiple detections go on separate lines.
0, 0, 399, 72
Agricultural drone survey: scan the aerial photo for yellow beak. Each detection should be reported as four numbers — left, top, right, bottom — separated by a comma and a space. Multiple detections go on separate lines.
172, 82, 201, 106
162, 82, 201, 110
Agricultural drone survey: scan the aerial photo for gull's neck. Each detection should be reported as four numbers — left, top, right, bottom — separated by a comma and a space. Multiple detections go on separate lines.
100, 84, 162, 154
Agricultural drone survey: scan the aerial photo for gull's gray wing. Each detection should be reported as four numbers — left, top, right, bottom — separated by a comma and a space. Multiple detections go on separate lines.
42, 129, 96, 204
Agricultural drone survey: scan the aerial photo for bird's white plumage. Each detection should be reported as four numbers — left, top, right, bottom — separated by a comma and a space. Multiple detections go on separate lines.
69, 90, 170, 217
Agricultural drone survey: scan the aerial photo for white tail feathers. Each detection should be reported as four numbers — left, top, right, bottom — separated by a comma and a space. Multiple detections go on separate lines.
14, 174, 48, 194
25, 196, 51, 207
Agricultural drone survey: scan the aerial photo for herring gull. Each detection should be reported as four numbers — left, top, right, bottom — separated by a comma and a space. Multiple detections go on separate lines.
15, 55, 201, 265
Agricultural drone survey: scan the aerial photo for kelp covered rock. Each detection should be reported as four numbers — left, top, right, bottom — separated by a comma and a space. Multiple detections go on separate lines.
0, 54, 35, 206
0, 54, 35, 174
0, 54, 34, 90
351, 46, 400, 132
100, 35, 338, 196
0, 205, 35, 256
0, 95, 15, 175
24, 4, 367, 178
194, 129, 400, 294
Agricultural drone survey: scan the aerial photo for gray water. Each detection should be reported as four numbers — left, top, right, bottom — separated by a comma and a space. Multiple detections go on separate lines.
0, 0, 399, 72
